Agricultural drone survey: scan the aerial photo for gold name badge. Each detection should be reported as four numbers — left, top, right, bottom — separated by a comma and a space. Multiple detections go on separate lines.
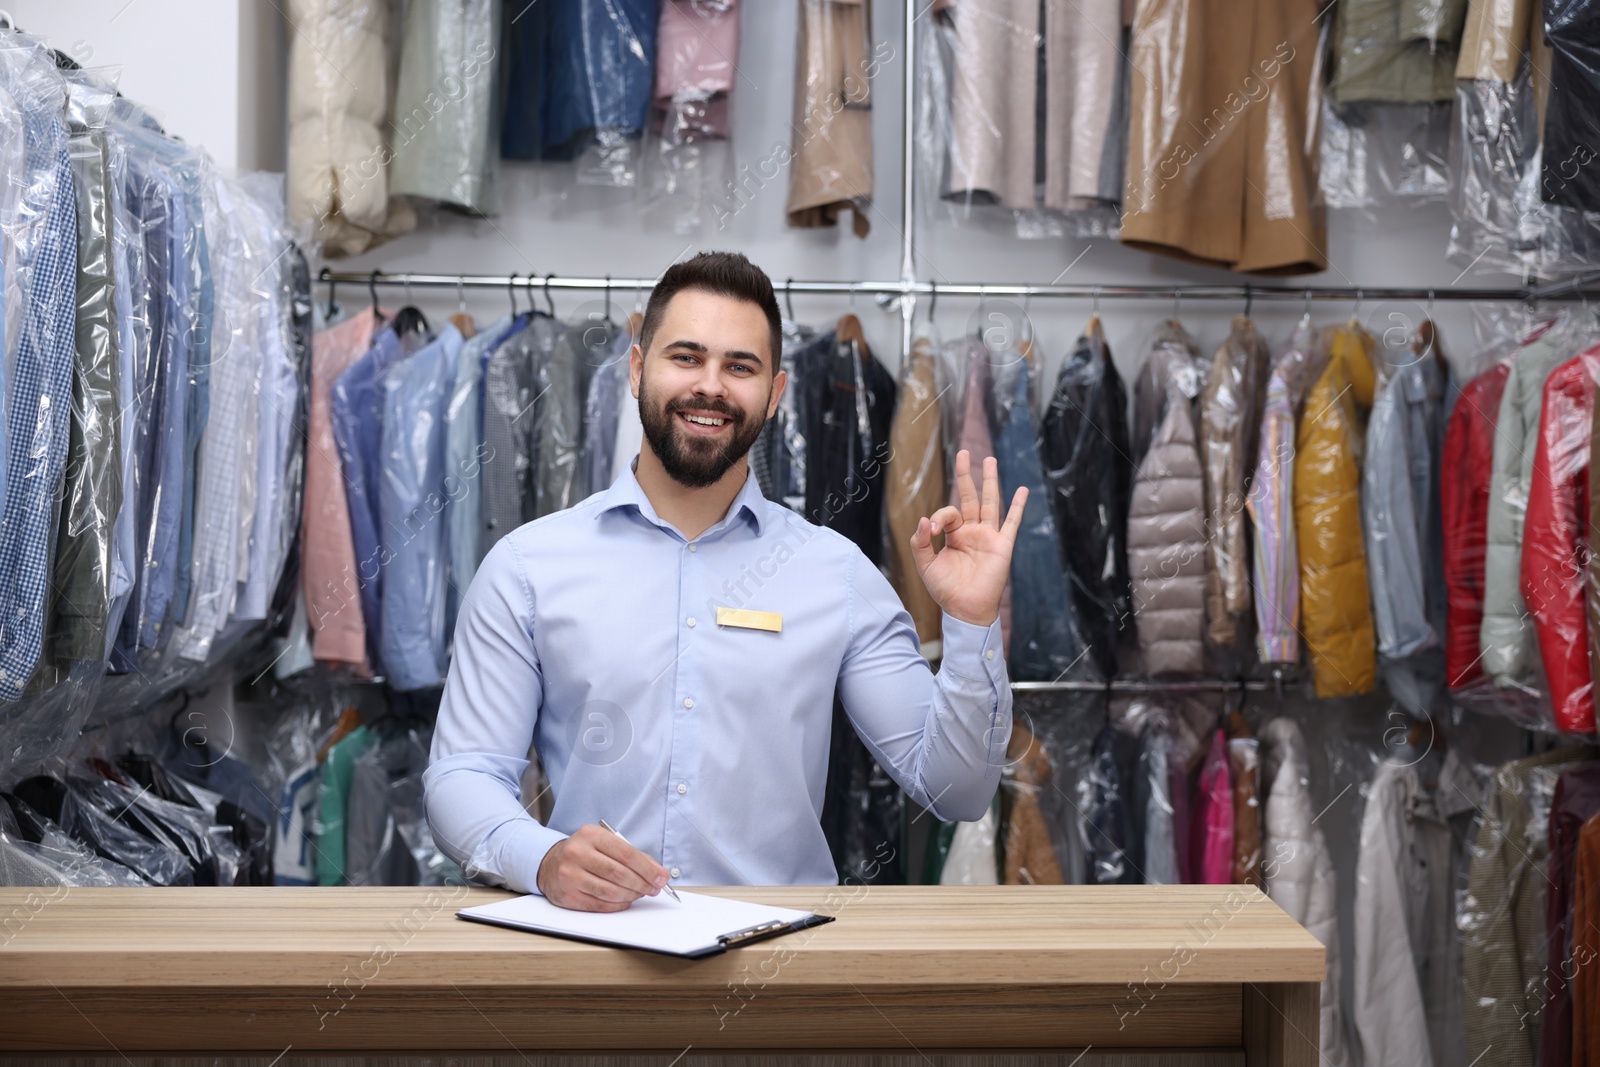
715, 607, 783, 633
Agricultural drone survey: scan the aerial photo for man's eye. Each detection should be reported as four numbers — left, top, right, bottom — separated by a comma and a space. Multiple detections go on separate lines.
730, 364, 752, 374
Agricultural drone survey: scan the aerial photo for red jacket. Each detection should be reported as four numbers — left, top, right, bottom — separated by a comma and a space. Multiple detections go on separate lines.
1521, 346, 1600, 734
1442, 360, 1513, 689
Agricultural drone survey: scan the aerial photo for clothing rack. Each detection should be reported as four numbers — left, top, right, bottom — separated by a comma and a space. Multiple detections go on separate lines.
320, 269, 1600, 307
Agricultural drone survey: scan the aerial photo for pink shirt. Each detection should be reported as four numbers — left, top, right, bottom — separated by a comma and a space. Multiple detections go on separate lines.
303, 309, 381, 669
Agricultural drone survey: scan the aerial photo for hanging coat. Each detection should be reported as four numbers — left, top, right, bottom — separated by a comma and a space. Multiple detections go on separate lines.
950, 341, 1011, 648
1294, 323, 1378, 698
1120, 0, 1327, 273
1482, 327, 1571, 688
786, 0, 873, 235
885, 331, 946, 655
994, 357, 1090, 681
1462, 746, 1597, 1067
1190, 729, 1233, 884
1127, 383, 1208, 676
1040, 325, 1133, 678
1353, 750, 1487, 1067
1247, 318, 1315, 664
285, 0, 415, 256
1440, 358, 1513, 689
1199, 316, 1272, 649
1544, 767, 1600, 1067
1260, 718, 1355, 1067
1522, 349, 1600, 734
1002, 721, 1065, 884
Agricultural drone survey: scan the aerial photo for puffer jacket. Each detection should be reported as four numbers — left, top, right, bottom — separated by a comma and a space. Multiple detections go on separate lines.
1132, 319, 1208, 464
1128, 378, 1207, 675
1248, 318, 1317, 664
1482, 327, 1571, 687
1294, 323, 1378, 697
1522, 346, 1600, 734
1441, 358, 1513, 689
1200, 316, 1272, 649
286, 0, 415, 256
1261, 718, 1355, 1067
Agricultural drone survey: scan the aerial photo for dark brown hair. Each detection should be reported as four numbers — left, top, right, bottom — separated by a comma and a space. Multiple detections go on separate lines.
639, 251, 782, 372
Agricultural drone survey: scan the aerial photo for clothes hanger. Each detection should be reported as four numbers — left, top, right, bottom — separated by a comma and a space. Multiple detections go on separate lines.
508, 272, 520, 316
784, 278, 796, 323
1243, 284, 1253, 321
318, 266, 340, 322
544, 273, 557, 318
450, 277, 475, 339
369, 270, 386, 324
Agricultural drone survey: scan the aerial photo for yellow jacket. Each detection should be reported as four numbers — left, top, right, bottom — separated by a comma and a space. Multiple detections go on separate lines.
1293, 323, 1378, 696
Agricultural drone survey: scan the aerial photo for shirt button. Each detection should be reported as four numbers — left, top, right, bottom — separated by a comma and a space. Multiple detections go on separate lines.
985, 649, 996, 661
686, 617, 696, 628
683, 697, 694, 709
670, 867, 681, 878
677, 782, 688, 795
687, 543, 697, 553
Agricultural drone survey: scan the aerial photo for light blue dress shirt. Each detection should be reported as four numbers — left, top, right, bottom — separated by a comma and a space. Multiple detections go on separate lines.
423, 460, 1012, 893
379, 324, 464, 691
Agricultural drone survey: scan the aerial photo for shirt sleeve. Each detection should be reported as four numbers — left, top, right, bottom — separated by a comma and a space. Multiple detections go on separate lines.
423, 536, 564, 894
835, 548, 1011, 823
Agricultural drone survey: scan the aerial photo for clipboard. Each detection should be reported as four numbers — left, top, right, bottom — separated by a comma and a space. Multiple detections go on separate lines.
457, 889, 835, 959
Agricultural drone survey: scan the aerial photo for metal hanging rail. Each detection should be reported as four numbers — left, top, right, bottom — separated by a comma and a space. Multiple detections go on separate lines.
319, 269, 1599, 305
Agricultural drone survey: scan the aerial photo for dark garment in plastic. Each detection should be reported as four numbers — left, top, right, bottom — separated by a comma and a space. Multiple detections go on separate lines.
820, 695, 903, 884
1543, 765, 1600, 1067
1541, 0, 1600, 209
1041, 331, 1133, 677
8, 777, 192, 886
1085, 724, 1140, 884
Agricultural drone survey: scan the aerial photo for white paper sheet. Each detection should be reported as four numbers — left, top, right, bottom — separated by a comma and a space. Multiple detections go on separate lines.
458, 889, 824, 957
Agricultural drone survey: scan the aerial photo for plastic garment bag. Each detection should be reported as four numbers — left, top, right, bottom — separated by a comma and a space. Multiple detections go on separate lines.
1001, 720, 1065, 884
1131, 320, 1207, 463
1190, 730, 1233, 884
945, 339, 1010, 647
1040, 323, 1133, 679
1480, 320, 1583, 692
389, 0, 500, 213
1540, 0, 1600, 210
1541, 766, 1600, 1067
885, 328, 946, 655
1226, 722, 1262, 886
1460, 747, 1596, 1065
348, 727, 455, 887
1082, 724, 1138, 884
933, 0, 1038, 211
0, 35, 76, 701
8, 777, 192, 887
786, 0, 875, 236
0, 801, 144, 886
1260, 718, 1355, 1067
1135, 726, 1178, 885
378, 326, 465, 692
1127, 372, 1207, 677
284, 0, 415, 256
1447, 70, 1600, 276
1121, 0, 1327, 272
1364, 329, 1455, 716
1199, 316, 1271, 653
1440, 357, 1513, 689
1248, 318, 1315, 665
47, 77, 121, 677
1329, 0, 1466, 104
1521, 346, 1600, 734
1294, 323, 1378, 698
649, 0, 738, 232
992, 354, 1091, 682
938, 798, 1000, 885
536, 323, 592, 516
1353, 746, 1487, 1067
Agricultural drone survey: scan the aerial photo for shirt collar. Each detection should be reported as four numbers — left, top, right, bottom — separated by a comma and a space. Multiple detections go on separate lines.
595, 454, 769, 540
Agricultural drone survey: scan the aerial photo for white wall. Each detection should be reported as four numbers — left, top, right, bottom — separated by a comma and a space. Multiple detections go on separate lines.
5, 0, 285, 172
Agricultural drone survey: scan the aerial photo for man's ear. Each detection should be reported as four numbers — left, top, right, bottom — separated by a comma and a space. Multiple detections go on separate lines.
629, 342, 643, 399
767, 368, 788, 419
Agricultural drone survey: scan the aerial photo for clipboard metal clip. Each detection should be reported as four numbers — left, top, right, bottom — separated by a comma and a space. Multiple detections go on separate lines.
719, 920, 789, 947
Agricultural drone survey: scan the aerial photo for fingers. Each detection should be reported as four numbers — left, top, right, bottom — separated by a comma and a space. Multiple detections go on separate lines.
541, 826, 670, 911
927, 504, 963, 538
954, 449, 979, 522
909, 516, 938, 576
980, 455, 1001, 527
1000, 486, 1028, 543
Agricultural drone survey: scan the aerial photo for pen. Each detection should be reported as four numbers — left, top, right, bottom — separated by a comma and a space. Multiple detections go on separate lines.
599, 819, 682, 902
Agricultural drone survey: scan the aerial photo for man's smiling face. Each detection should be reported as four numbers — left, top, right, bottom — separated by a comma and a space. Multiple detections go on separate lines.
633, 287, 787, 489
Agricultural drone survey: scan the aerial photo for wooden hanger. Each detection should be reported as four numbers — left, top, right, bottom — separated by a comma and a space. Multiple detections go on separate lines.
1406, 714, 1446, 754
317, 706, 365, 764
1415, 318, 1445, 371
836, 310, 866, 350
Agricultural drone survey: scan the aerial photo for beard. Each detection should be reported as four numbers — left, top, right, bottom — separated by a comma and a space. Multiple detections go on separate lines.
638, 376, 769, 489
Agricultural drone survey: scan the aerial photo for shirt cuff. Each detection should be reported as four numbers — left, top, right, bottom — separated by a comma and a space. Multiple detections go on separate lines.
938, 612, 1008, 687
479, 817, 569, 896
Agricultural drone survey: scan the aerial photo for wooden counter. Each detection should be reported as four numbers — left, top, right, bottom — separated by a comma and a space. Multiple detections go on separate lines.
0, 885, 1324, 1066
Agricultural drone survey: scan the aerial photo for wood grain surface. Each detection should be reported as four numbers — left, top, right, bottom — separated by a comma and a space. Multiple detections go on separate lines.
0, 885, 1324, 1055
